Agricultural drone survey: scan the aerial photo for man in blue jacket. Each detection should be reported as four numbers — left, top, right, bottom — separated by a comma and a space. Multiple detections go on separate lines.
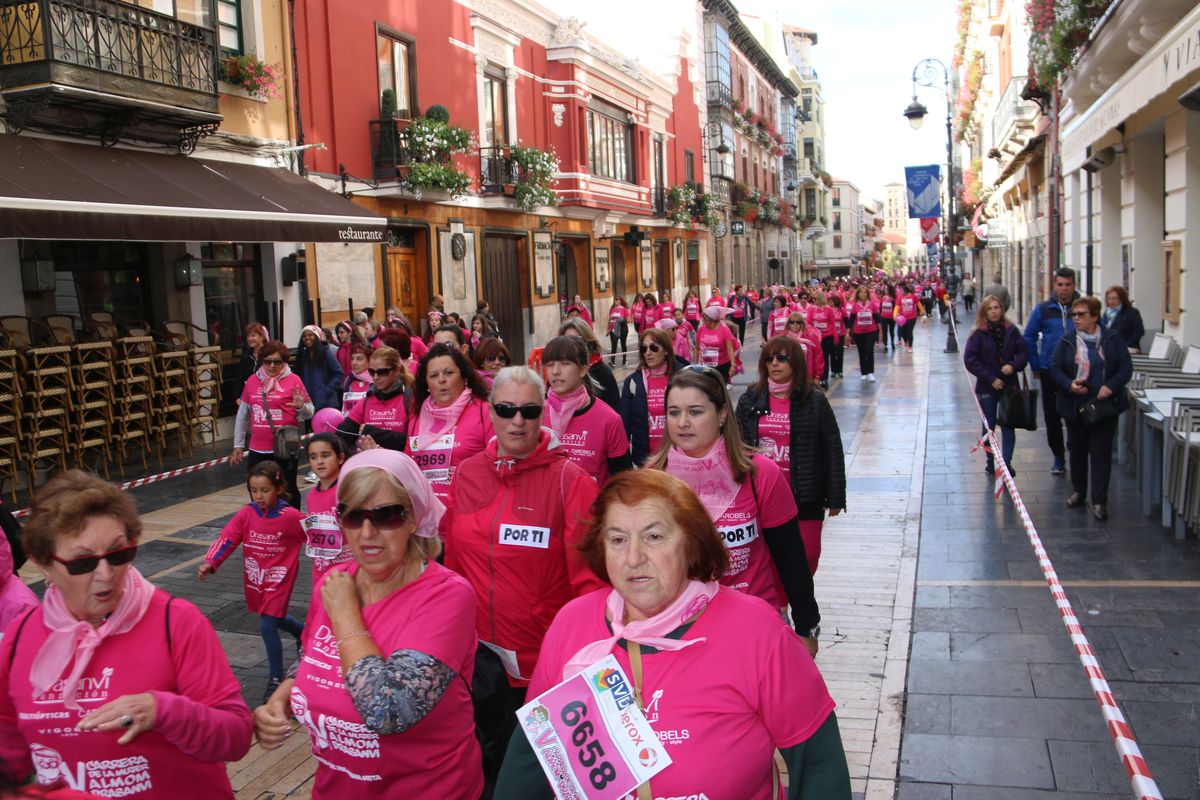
1024, 268, 1080, 475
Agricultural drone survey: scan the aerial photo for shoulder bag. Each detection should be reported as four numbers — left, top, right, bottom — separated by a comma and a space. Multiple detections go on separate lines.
996, 371, 1038, 431
260, 386, 301, 462
1079, 396, 1118, 427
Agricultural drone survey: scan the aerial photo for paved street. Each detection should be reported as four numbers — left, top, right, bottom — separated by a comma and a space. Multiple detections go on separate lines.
14, 307, 1200, 799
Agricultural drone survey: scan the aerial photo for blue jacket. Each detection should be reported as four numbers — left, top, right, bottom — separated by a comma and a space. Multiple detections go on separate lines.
295, 344, 344, 411
1023, 293, 1080, 371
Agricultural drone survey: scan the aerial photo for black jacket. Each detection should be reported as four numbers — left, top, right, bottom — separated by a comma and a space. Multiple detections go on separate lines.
619, 370, 653, 465
589, 358, 621, 412
1105, 305, 1145, 351
735, 384, 847, 512
1046, 328, 1133, 422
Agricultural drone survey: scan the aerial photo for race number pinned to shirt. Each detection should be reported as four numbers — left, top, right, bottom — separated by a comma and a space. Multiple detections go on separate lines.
498, 523, 551, 549
717, 518, 759, 548
700, 347, 719, 367
856, 310, 874, 327
518, 655, 672, 800
409, 432, 455, 483
341, 391, 366, 414
302, 513, 343, 560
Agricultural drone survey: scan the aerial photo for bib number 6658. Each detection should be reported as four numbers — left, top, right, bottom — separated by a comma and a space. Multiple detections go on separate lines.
560, 700, 617, 789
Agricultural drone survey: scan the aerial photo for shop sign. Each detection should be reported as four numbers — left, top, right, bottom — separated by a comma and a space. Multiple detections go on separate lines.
730, 220, 746, 235
533, 231, 554, 298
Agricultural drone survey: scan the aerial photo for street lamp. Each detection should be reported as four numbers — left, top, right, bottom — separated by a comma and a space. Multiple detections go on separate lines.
903, 57, 958, 353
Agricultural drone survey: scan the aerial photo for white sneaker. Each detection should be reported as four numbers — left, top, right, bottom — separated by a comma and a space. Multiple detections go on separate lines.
860, 374, 867, 381
868, 374, 876, 382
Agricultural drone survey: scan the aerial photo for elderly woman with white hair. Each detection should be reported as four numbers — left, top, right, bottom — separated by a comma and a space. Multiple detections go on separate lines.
253, 449, 482, 799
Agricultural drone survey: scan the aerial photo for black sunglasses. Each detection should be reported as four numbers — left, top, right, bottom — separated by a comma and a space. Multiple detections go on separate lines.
492, 402, 544, 420
261, 358, 285, 366
368, 367, 394, 377
639, 343, 663, 354
765, 353, 790, 364
1070, 311, 1089, 318
788, 320, 803, 326
53, 543, 138, 576
485, 355, 509, 364
337, 503, 409, 530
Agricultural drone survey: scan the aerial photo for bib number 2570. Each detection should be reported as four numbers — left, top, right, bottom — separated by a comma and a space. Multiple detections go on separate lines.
561, 701, 617, 790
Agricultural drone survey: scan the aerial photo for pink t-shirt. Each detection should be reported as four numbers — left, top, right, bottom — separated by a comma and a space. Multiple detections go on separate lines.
833, 308, 847, 338
657, 301, 676, 320
847, 302, 878, 334
711, 455, 798, 609
807, 306, 836, 339
408, 397, 494, 505
879, 295, 895, 319
645, 374, 668, 452
341, 378, 371, 414
608, 306, 629, 334
705, 295, 726, 308
410, 336, 429, 361
769, 309, 790, 337
672, 321, 693, 362
304, 481, 353, 579
240, 373, 308, 453
898, 294, 919, 318
0, 591, 251, 798
684, 298, 701, 321
642, 304, 659, 326
558, 399, 629, 485
631, 304, 645, 327
696, 323, 735, 366
758, 394, 792, 475
527, 587, 835, 800
346, 391, 408, 438
205, 503, 306, 617
294, 562, 481, 799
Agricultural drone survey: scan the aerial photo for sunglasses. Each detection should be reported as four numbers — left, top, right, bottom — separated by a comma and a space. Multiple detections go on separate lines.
788, 320, 803, 326
336, 503, 409, 530
492, 402, 544, 420
261, 358, 285, 366
639, 343, 663, 354
765, 353, 790, 364
368, 367, 394, 377
53, 543, 138, 576
485, 355, 509, 364
1070, 311, 1089, 318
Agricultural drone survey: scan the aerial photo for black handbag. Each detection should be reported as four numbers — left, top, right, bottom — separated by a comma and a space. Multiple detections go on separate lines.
1079, 396, 1118, 427
997, 372, 1038, 431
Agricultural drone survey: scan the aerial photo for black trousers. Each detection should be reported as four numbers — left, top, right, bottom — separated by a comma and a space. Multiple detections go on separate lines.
734, 316, 746, 343
474, 647, 528, 798
1040, 379, 1067, 459
820, 336, 835, 381
880, 318, 896, 347
609, 323, 628, 362
716, 361, 732, 384
1066, 415, 1118, 504
831, 336, 845, 374
964, 294, 975, 312
900, 319, 916, 347
854, 330, 876, 374
245, 450, 300, 507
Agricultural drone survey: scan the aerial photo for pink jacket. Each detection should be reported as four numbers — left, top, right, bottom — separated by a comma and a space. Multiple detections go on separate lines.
0, 535, 35, 637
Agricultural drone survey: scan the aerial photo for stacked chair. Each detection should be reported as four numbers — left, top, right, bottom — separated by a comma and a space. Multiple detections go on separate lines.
21, 342, 72, 491
0, 347, 23, 502
114, 335, 158, 473
71, 341, 117, 478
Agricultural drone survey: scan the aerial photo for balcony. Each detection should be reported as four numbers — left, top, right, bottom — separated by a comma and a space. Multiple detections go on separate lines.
370, 118, 414, 180
710, 176, 732, 206
652, 186, 667, 217
478, 146, 521, 195
991, 76, 1039, 153
0, 0, 221, 151
797, 157, 819, 186
706, 80, 732, 110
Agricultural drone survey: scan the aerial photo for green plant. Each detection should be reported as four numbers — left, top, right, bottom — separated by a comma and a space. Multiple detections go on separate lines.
695, 191, 721, 230
380, 89, 396, 119
1026, 0, 1115, 88
668, 183, 698, 227
424, 105, 451, 123
407, 161, 472, 198
954, 50, 986, 142
511, 145, 560, 212
219, 54, 281, 100
407, 116, 473, 162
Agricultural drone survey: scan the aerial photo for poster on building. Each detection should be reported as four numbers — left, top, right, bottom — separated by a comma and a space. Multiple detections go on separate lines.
533, 231, 554, 297
640, 241, 653, 288
920, 218, 940, 244
905, 164, 942, 219
595, 248, 610, 292
986, 218, 1008, 249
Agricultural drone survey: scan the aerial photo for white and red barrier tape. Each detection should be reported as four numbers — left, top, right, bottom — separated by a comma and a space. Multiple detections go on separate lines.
969, 386, 1163, 800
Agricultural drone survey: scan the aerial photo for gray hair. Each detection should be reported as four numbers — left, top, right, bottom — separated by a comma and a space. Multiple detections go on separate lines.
491, 365, 544, 397
352, 311, 368, 326
557, 318, 601, 354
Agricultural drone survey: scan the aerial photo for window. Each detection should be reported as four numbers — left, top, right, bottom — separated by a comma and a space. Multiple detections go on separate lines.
587, 104, 635, 183
684, 150, 695, 185
803, 138, 814, 162
805, 188, 816, 218
377, 30, 416, 118
482, 72, 508, 148
150, 0, 212, 27
216, 0, 241, 55
833, 212, 841, 231
832, 188, 841, 206
704, 18, 731, 94
833, 235, 842, 249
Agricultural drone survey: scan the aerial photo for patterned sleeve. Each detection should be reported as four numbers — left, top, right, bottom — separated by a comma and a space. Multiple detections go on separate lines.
344, 649, 456, 735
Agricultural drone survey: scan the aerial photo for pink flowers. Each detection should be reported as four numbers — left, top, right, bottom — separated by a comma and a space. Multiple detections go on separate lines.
220, 54, 282, 100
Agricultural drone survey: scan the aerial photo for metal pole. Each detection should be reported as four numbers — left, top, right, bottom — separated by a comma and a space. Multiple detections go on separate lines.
1085, 161, 1094, 296
944, 68, 959, 354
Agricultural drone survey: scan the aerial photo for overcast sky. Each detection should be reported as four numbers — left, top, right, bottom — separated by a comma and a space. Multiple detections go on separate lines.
738, 0, 958, 204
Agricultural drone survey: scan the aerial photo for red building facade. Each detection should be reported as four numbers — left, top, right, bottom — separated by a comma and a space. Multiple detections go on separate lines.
294, 0, 708, 357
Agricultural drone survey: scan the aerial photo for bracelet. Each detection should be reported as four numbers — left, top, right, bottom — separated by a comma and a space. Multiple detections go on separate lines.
337, 629, 372, 646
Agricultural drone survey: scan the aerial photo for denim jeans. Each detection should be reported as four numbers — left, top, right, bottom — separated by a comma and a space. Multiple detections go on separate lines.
977, 391, 1016, 467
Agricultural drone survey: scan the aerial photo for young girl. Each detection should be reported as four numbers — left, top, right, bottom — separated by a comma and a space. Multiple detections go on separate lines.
199, 461, 306, 701
341, 342, 373, 414
301, 433, 352, 582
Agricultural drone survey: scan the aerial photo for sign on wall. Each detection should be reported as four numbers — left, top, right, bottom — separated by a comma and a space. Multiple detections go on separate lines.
640, 241, 653, 288
533, 231, 555, 298
595, 247, 610, 292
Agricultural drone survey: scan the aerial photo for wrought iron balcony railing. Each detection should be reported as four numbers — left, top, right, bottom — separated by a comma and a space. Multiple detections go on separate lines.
706, 80, 732, 109
652, 186, 667, 217
370, 118, 415, 180
478, 146, 521, 195
0, 0, 221, 149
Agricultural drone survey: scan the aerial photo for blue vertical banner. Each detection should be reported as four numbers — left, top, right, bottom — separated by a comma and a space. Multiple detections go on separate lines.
905, 164, 942, 219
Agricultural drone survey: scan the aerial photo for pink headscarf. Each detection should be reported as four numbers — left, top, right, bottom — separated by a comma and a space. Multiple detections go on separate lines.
703, 306, 731, 321
302, 324, 326, 343
338, 449, 445, 539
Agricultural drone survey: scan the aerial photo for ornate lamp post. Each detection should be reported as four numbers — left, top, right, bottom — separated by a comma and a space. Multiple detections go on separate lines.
903, 57, 959, 353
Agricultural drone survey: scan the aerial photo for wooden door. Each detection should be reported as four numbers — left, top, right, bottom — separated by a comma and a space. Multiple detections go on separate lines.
480, 235, 525, 360
386, 250, 420, 326
612, 245, 627, 301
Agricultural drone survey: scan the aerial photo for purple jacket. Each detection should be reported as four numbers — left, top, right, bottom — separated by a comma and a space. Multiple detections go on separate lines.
963, 323, 1030, 395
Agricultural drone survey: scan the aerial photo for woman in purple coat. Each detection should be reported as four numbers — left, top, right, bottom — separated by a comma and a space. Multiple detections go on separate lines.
963, 295, 1030, 477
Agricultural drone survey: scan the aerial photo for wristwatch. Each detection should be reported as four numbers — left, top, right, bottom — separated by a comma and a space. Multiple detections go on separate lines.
800, 624, 821, 641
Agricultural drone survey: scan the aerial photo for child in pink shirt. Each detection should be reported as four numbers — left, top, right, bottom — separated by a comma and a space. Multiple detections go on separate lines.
302, 433, 352, 582
199, 461, 306, 700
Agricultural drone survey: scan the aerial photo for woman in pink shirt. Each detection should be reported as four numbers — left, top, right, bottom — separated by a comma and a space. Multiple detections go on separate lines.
683, 289, 702, 323
335, 345, 410, 452
647, 368, 820, 650
0, 471, 251, 798
630, 293, 645, 334
784, 313, 824, 382
254, 450, 483, 799
769, 295, 791, 338
705, 288, 726, 308
407, 345, 494, 508
607, 296, 631, 366
896, 283, 920, 352
542, 335, 633, 485
696, 307, 738, 384
829, 294, 848, 378
846, 285, 878, 381
640, 293, 660, 329
876, 286, 897, 352
670, 307, 697, 363
493, 470, 850, 799
340, 342, 373, 414
808, 292, 838, 388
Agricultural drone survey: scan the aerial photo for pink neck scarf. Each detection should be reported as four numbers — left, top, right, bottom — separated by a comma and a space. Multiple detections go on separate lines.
255, 364, 292, 396
352, 369, 371, 384
417, 388, 473, 440
664, 438, 741, 521
31, 567, 156, 710
547, 384, 590, 437
562, 580, 719, 679
641, 362, 669, 394
768, 379, 792, 396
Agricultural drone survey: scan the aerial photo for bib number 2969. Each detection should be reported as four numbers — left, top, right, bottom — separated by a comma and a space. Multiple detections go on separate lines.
561, 701, 616, 790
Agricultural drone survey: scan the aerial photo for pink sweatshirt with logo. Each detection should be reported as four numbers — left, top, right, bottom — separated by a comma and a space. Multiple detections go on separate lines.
205, 501, 306, 617
0, 591, 252, 797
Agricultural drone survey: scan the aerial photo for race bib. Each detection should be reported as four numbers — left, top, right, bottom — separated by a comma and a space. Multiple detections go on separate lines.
700, 347, 719, 367
882, 301, 894, 314
409, 432, 455, 483
498, 522, 551, 549
518, 655, 671, 800
856, 310, 874, 326
341, 391, 366, 414
813, 317, 828, 331
302, 513, 344, 560
717, 518, 759, 548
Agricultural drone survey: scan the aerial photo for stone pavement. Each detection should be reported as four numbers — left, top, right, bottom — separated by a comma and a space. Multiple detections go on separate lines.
13, 306, 1199, 799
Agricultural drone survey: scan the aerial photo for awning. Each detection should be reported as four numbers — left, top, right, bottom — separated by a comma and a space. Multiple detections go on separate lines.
0, 134, 385, 243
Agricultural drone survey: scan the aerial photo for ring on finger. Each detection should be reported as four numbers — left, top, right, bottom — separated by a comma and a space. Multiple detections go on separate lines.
120, 715, 134, 728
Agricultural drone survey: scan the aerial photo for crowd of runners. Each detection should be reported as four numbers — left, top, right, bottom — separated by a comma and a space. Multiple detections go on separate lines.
0, 271, 966, 800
